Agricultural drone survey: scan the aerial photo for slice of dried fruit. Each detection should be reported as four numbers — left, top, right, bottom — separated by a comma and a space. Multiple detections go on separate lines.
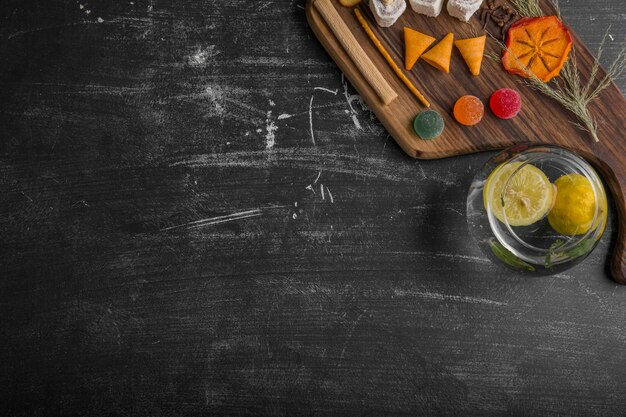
338, 0, 362, 6
483, 161, 554, 227
404, 27, 436, 70
501, 16, 572, 82
421, 33, 454, 73
454, 35, 486, 76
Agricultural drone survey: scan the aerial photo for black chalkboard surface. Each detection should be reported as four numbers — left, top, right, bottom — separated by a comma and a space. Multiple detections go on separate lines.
1, 0, 625, 415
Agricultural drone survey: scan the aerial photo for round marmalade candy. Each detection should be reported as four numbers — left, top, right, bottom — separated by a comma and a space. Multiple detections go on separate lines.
453, 95, 484, 126
413, 110, 444, 140
490, 88, 521, 119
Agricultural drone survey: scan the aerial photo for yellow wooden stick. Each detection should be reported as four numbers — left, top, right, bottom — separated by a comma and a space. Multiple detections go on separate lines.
354, 8, 430, 107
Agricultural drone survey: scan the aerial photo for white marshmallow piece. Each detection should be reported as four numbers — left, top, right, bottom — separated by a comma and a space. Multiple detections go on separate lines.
408, 0, 444, 17
369, 0, 407, 27
447, 0, 483, 22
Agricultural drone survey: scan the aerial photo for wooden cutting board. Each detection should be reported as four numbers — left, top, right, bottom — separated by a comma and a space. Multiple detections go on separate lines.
306, 0, 626, 283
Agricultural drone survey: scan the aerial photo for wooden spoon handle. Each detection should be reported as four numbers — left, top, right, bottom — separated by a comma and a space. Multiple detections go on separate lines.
612, 220, 626, 284
579, 149, 626, 284
314, 0, 398, 105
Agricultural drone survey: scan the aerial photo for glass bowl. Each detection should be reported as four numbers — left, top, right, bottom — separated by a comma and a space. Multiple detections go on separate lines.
466, 144, 608, 275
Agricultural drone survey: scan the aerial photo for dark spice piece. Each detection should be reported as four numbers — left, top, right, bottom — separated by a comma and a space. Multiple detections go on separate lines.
480, 0, 519, 39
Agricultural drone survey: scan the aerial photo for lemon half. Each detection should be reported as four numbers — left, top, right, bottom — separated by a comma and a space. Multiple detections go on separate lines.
483, 162, 554, 227
547, 173, 607, 236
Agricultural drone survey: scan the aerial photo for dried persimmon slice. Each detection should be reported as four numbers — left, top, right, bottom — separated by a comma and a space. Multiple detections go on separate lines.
502, 16, 573, 82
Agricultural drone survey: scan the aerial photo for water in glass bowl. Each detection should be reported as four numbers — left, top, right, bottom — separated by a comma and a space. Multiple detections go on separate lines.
467, 145, 607, 275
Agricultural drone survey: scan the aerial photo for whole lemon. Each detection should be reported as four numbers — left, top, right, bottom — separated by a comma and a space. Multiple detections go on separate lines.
547, 174, 607, 236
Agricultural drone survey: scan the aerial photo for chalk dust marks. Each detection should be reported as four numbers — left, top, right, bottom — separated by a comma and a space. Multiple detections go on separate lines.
300, 77, 367, 147
209, 77, 366, 150
326, 187, 334, 203
304, 171, 335, 203
309, 95, 315, 146
160, 210, 263, 232
338, 309, 368, 367
314, 87, 338, 95
188, 82, 278, 149
180, 43, 282, 149
382, 250, 491, 265
204, 85, 227, 120
8, 1, 160, 40
265, 100, 278, 149
392, 289, 507, 306
188, 45, 220, 66
308, 86, 338, 146
170, 149, 455, 185
342, 74, 366, 130
160, 205, 287, 232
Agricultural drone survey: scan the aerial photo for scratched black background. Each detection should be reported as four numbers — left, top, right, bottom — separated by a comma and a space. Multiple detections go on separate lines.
1, 0, 625, 415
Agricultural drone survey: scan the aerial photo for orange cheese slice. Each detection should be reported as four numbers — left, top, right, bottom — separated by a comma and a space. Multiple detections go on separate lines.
404, 27, 436, 70
421, 33, 454, 73
455, 35, 486, 76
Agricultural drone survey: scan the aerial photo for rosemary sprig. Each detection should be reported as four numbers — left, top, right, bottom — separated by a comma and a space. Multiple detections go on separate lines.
586, 28, 626, 102
509, 0, 561, 18
503, 0, 626, 142
508, 0, 543, 17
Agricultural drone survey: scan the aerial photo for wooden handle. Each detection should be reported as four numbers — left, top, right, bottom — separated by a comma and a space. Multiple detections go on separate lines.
354, 8, 430, 107
580, 149, 626, 284
314, 0, 398, 105
612, 214, 626, 284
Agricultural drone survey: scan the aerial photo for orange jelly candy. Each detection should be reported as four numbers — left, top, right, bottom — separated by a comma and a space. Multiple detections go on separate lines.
453, 95, 484, 126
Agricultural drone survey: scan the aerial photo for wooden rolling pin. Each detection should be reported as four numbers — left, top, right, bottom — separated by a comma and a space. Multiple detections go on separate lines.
314, 0, 398, 105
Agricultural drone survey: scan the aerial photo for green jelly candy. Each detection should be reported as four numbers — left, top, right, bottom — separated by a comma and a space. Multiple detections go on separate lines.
413, 110, 444, 140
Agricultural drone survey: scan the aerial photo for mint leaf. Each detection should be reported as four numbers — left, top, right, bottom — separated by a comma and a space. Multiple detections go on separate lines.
489, 239, 536, 272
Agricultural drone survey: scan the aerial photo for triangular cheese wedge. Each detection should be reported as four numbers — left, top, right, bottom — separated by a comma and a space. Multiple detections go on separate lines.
421, 33, 454, 73
455, 35, 486, 76
404, 27, 436, 70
